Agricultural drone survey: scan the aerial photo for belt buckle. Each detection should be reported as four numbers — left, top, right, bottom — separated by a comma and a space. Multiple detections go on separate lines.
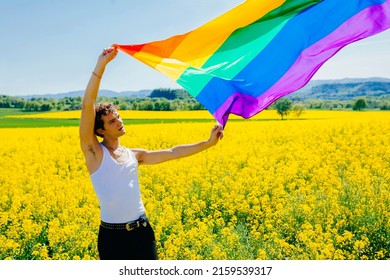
125, 221, 140, 231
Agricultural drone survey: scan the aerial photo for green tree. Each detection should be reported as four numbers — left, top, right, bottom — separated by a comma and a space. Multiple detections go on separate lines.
352, 98, 367, 111
40, 103, 53, 111
154, 98, 172, 111
291, 103, 305, 119
139, 100, 154, 110
275, 98, 292, 120
23, 101, 40, 111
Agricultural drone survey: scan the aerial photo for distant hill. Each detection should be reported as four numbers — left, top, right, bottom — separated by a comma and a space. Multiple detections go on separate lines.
19, 89, 151, 99
290, 77, 390, 100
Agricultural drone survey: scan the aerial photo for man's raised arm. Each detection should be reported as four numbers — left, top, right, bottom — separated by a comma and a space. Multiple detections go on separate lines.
79, 47, 118, 155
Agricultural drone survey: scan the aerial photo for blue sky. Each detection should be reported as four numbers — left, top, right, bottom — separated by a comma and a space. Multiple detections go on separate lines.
1, 0, 390, 96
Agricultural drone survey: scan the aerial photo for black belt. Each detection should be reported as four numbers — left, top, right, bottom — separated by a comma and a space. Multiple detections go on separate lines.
100, 214, 148, 231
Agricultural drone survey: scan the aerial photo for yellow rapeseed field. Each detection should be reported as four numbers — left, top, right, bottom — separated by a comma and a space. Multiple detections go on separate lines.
0, 110, 389, 260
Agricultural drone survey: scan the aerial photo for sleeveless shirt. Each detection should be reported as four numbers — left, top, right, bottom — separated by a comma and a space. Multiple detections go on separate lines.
90, 143, 145, 223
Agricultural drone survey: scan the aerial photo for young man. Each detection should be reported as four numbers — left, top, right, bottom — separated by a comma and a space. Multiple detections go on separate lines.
79, 47, 224, 260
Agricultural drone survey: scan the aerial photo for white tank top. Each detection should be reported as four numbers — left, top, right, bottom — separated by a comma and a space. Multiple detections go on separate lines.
90, 143, 145, 223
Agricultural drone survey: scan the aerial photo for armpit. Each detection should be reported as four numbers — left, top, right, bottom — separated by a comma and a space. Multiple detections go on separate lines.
87, 144, 96, 156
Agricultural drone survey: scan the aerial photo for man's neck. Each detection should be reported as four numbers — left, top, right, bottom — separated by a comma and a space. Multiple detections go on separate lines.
102, 138, 120, 151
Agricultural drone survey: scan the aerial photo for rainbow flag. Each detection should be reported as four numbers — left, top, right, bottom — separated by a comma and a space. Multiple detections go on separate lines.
115, 0, 390, 126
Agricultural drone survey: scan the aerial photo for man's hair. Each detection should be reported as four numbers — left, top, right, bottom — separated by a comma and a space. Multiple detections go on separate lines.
94, 103, 118, 138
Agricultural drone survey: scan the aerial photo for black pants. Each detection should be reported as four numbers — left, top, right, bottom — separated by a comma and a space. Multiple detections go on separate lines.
98, 221, 158, 260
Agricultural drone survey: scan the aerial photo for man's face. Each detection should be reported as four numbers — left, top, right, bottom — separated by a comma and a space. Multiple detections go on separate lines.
100, 111, 126, 137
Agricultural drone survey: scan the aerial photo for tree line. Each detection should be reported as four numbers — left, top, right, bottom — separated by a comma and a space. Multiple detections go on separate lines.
1, 88, 389, 113
0, 89, 205, 112
273, 97, 373, 120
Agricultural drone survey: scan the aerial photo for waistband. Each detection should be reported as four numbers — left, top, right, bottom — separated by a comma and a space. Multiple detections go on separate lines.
100, 214, 148, 231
